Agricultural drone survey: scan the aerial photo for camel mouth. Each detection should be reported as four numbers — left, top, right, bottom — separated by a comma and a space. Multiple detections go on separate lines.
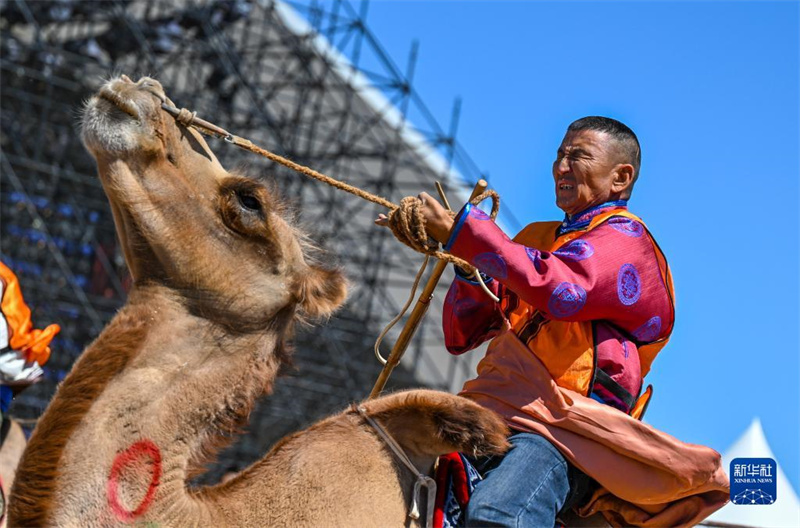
88, 76, 169, 123
81, 76, 169, 157
97, 85, 141, 121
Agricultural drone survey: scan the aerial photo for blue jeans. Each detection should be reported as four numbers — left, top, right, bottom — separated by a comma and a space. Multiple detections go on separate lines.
465, 432, 585, 528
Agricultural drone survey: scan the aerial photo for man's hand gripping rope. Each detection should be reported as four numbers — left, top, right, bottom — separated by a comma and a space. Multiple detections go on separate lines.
375, 189, 501, 284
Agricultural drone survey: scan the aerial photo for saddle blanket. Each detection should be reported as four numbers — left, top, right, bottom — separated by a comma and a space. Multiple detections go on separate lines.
433, 453, 481, 528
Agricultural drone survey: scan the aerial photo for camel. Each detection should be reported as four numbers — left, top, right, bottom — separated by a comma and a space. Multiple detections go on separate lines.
1, 418, 26, 526
7, 75, 509, 528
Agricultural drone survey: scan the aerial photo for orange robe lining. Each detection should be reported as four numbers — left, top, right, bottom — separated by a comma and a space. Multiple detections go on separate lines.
460, 331, 729, 527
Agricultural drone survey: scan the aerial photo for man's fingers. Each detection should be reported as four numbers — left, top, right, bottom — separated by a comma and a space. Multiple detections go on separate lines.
374, 213, 389, 227
375, 192, 443, 229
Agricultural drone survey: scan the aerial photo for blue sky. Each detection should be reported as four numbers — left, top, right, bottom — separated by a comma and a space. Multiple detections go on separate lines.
340, 1, 799, 490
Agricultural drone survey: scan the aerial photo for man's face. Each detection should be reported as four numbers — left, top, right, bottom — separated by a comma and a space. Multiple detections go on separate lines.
552, 129, 624, 216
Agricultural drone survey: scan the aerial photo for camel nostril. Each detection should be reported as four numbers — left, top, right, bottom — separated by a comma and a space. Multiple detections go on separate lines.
138, 78, 167, 102
139, 78, 161, 89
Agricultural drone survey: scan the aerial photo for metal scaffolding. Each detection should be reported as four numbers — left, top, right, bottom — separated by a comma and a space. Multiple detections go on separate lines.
0, 0, 520, 481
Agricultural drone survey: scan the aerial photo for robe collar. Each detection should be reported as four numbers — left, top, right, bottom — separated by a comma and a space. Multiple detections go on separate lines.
557, 199, 628, 236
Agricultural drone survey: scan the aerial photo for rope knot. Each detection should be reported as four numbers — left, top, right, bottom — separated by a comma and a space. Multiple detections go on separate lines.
176, 108, 197, 127
386, 190, 500, 272
387, 196, 448, 255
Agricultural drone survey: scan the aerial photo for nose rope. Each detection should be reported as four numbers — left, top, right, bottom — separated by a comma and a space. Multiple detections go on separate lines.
161, 102, 501, 379
159, 103, 500, 275
175, 108, 197, 128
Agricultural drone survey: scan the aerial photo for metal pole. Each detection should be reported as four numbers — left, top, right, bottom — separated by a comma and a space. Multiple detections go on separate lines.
369, 179, 488, 398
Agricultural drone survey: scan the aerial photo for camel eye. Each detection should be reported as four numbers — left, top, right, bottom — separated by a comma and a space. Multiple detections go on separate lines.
237, 191, 262, 212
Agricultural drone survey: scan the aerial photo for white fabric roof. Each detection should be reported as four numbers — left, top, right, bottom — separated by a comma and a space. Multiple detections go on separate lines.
707, 418, 800, 527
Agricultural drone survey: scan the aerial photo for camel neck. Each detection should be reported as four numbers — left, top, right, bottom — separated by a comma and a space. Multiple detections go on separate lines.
15, 285, 286, 526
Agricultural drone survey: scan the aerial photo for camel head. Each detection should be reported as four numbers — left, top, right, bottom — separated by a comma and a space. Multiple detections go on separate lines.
81, 75, 347, 330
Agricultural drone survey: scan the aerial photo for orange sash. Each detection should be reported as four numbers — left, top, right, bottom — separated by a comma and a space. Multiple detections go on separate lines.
503, 211, 673, 413
0, 261, 59, 365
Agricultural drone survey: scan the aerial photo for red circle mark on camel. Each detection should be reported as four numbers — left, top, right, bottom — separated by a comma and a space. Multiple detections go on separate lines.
107, 439, 162, 522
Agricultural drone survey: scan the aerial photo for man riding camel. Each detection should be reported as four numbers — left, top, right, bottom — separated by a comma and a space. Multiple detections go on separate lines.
378, 116, 728, 527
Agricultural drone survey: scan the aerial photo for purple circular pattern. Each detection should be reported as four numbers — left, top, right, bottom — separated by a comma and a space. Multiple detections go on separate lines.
454, 298, 483, 317
469, 207, 491, 220
473, 253, 507, 279
547, 282, 587, 318
608, 217, 644, 237
553, 239, 594, 261
632, 316, 662, 342
617, 263, 641, 306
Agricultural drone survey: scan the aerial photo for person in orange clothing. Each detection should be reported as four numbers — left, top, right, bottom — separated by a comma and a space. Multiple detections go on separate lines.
0, 261, 60, 523
0, 261, 60, 415
378, 117, 727, 527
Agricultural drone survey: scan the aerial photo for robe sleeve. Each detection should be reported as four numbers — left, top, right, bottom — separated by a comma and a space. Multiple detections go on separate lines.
443, 205, 672, 335
441, 268, 510, 355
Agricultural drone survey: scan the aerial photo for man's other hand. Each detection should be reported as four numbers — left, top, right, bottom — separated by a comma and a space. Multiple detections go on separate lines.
374, 192, 455, 244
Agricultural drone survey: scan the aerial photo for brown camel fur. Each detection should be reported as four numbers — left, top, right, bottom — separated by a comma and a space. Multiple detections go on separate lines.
8, 76, 509, 528
1, 418, 26, 526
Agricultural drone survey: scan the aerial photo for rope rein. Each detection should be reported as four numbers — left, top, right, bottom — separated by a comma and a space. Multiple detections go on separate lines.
166, 103, 500, 528
352, 404, 437, 528
164, 103, 500, 272
374, 255, 430, 366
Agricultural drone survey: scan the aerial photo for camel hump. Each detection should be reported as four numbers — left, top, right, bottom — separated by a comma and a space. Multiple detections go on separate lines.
362, 390, 510, 458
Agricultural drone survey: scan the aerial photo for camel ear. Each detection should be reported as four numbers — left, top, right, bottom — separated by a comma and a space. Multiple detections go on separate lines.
299, 265, 348, 319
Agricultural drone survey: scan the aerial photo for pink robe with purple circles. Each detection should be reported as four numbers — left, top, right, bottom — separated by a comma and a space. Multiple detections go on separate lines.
444, 204, 673, 411
440, 205, 729, 527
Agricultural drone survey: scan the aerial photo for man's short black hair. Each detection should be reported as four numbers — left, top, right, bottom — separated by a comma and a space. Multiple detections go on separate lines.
567, 116, 641, 181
